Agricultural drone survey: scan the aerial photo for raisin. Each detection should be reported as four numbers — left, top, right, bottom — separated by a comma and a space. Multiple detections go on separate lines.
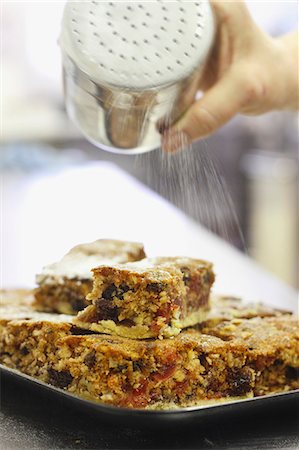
208, 377, 220, 392
146, 282, 166, 293
70, 326, 95, 335
118, 284, 130, 300
180, 267, 191, 284
133, 360, 144, 371
20, 346, 29, 356
199, 353, 210, 371
70, 297, 86, 312
120, 284, 130, 292
227, 368, 253, 396
102, 284, 117, 300
47, 368, 73, 389
285, 366, 299, 380
95, 299, 119, 322
120, 318, 135, 327
273, 359, 283, 366
204, 271, 214, 285
84, 350, 96, 368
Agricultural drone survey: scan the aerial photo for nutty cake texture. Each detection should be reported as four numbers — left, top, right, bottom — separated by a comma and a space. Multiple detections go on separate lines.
33, 239, 146, 315
199, 317, 299, 396
0, 302, 73, 380
74, 257, 215, 339
1, 291, 298, 410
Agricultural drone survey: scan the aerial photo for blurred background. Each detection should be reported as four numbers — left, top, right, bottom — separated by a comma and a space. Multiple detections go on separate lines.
2, 1, 298, 291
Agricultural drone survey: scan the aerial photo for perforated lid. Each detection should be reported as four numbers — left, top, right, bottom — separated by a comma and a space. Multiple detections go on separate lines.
60, 0, 214, 90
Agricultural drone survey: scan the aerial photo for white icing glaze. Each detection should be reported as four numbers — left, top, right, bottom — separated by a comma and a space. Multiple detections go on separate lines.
37, 254, 116, 282
36, 239, 144, 284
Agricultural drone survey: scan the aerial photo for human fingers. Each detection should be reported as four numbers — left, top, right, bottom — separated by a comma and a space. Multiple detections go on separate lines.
162, 69, 248, 152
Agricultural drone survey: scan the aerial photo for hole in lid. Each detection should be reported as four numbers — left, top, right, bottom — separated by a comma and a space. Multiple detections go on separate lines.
133, 40, 138, 45
195, 33, 200, 38
99, 63, 105, 68
179, 7, 185, 12
71, 18, 77, 23
167, 66, 172, 71
176, 60, 182, 65
123, 16, 129, 20
146, 12, 151, 17
191, 43, 196, 48
155, 52, 161, 58
162, 6, 167, 11
131, 56, 137, 61
89, 10, 94, 15
165, 46, 170, 52
90, 21, 95, 26
108, 49, 114, 54
122, 37, 127, 42
144, 56, 149, 61
173, 38, 178, 44
93, 31, 99, 37
178, 29, 184, 34
131, 24, 137, 28
109, 2, 114, 6
160, 26, 166, 31
106, 11, 111, 17
184, 52, 190, 57
144, 39, 149, 44
73, 29, 79, 35
127, 5, 133, 10
110, 68, 115, 72
142, 22, 147, 27
77, 39, 83, 45
153, 34, 159, 39
120, 54, 125, 59
163, 16, 168, 21
99, 41, 105, 46
156, 70, 162, 75
138, 4, 143, 8
113, 31, 118, 36
107, 22, 113, 27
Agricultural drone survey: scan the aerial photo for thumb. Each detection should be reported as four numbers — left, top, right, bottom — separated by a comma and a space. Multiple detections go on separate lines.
162, 70, 246, 152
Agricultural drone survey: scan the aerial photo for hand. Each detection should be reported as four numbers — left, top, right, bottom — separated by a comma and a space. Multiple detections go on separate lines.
161, 0, 299, 152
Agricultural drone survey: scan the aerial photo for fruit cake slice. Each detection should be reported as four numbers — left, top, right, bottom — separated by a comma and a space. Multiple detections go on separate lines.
74, 257, 215, 339
44, 317, 299, 408
0, 310, 73, 381
1, 290, 297, 410
33, 239, 146, 315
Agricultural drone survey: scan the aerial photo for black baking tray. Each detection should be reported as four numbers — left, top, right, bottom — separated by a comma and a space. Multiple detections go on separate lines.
1, 364, 299, 427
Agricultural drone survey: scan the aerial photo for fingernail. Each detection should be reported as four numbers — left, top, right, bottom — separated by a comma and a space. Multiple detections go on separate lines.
161, 129, 191, 153
157, 121, 169, 135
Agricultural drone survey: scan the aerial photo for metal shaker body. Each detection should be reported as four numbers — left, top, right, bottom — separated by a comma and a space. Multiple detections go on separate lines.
60, 1, 215, 154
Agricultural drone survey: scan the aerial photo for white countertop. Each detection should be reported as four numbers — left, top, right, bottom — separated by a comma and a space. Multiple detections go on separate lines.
3, 161, 298, 313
